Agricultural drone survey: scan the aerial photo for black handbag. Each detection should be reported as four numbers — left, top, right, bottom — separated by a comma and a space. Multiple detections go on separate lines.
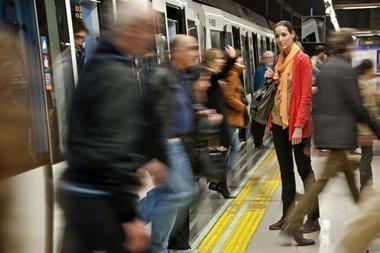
250, 78, 277, 125
241, 92, 251, 128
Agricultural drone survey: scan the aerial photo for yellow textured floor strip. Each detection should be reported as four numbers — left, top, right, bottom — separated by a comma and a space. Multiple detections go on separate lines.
221, 168, 280, 253
197, 150, 276, 253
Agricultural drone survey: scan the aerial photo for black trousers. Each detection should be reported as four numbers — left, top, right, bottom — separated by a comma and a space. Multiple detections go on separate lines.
359, 144, 374, 189
58, 187, 128, 253
251, 120, 266, 146
168, 210, 191, 250
272, 124, 320, 220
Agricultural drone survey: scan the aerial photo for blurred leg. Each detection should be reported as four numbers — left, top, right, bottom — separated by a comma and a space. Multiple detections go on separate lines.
287, 150, 344, 227
336, 194, 380, 253
149, 141, 198, 253
168, 210, 191, 250
58, 189, 126, 253
293, 137, 320, 220
344, 153, 360, 203
226, 127, 240, 170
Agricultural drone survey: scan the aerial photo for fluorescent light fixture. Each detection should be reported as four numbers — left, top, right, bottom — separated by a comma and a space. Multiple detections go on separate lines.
334, 3, 380, 9
324, 0, 340, 31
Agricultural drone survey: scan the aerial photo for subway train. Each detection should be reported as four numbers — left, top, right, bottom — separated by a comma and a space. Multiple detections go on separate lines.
1, 0, 277, 253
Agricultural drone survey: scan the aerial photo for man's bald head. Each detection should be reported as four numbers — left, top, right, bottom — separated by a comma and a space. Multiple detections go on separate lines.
170, 35, 199, 70
170, 35, 198, 50
262, 50, 275, 67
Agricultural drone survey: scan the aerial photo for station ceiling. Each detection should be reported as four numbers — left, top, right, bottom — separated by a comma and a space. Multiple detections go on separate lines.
235, 0, 380, 31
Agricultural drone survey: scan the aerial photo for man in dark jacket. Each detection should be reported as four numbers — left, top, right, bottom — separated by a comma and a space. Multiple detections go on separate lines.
137, 35, 201, 253
281, 28, 380, 246
58, 1, 167, 253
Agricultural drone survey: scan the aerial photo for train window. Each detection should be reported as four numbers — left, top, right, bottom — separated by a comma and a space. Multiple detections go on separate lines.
166, 4, 186, 39
34, 0, 82, 163
210, 30, 225, 50
1, 0, 51, 177
226, 32, 233, 46
223, 25, 232, 46
168, 19, 178, 42
70, 1, 102, 62
187, 19, 198, 40
156, 12, 169, 64
97, 0, 115, 32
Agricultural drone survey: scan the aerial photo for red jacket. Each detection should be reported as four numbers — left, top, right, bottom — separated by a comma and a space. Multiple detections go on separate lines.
269, 51, 313, 140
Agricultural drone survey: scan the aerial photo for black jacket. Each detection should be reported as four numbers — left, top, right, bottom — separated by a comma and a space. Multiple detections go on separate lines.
64, 39, 166, 222
313, 55, 380, 149
206, 57, 236, 146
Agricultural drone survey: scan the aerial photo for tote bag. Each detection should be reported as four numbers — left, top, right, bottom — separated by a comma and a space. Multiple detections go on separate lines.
250, 78, 277, 125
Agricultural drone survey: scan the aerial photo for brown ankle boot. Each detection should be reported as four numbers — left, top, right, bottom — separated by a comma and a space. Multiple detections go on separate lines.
281, 224, 315, 246
300, 219, 321, 233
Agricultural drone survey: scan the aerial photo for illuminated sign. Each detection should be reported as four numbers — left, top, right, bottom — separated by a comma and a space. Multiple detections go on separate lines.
358, 38, 380, 47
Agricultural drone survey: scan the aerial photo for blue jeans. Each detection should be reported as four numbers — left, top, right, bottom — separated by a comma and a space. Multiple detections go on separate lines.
137, 139, 198, 253
226, 127, 240, 170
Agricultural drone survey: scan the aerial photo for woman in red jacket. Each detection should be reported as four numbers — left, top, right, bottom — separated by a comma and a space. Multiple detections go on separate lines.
266, 21, 320, 245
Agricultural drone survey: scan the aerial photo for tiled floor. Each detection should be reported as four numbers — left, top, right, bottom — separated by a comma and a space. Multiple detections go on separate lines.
246, 155, 380, 253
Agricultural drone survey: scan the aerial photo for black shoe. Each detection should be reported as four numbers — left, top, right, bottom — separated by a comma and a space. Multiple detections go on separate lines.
208, 182, 235, 199
269, 217, 284, 230
255, 144, 267, 149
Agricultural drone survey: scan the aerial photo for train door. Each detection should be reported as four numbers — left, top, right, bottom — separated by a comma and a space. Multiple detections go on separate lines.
0, 0, 54, 253
252, 32, 260, 71
271, 38, 276, 54
232, 26, 241, 50
241, 33, 254, 95
33, 1, 116, 252
266, 36, 270, 51
260, 35, 265, 55
239, 32, 255, 141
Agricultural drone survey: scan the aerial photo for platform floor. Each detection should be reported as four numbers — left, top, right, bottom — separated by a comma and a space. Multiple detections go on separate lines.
191, 142, 380, 253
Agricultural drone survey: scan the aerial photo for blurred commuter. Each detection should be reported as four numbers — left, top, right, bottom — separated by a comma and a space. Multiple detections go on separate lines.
58, 1, 167, 253
265, 21, 320, 242
281, 28, 380, 246
220, 50, 246, 171
72, 18, 88, 71
311, 45, 326, 77
336, 193, 380, 253
137, 35, 200, 253
203, 47, 237, 198
252, 50, 275, 148
168, 68, 221, 253
355, 59, 380, 191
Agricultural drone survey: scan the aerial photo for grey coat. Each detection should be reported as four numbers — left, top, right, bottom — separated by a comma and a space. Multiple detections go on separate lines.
312, 55, 380, 149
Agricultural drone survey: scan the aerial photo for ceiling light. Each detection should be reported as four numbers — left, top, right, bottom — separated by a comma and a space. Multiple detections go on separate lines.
334, 3, 380, 10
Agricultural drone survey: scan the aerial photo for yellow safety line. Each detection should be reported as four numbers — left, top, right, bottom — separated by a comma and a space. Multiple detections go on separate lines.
221, 168, 280, 253
197, 150, 276, 253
